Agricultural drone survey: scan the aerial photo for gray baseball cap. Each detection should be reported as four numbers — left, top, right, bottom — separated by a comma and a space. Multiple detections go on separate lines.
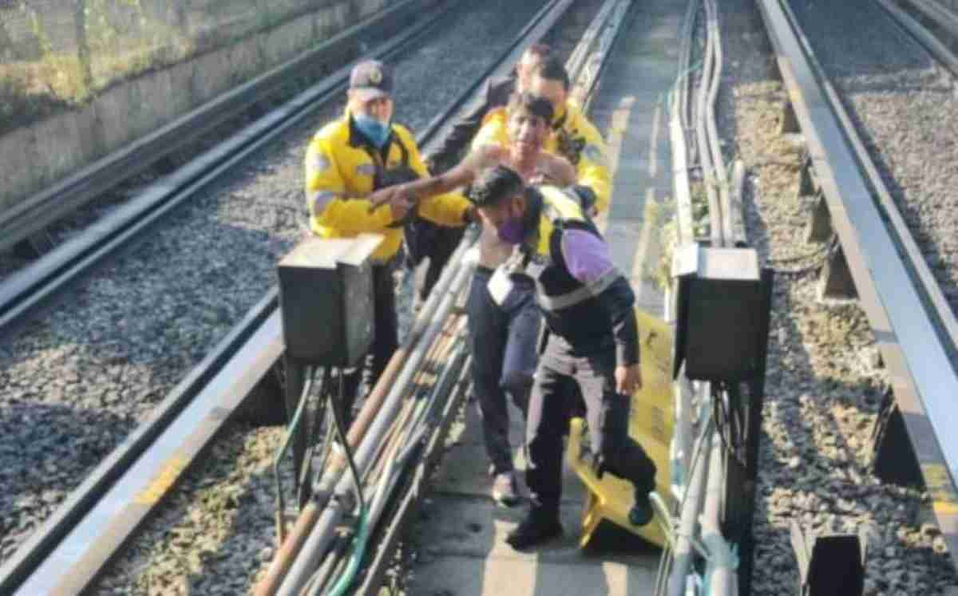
349, 60, 394, 101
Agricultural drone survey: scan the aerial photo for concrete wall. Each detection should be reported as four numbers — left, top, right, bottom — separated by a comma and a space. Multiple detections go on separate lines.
0, 0, 402, 213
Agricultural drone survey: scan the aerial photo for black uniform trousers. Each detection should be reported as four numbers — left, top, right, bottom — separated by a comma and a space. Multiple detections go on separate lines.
465, 268, 540, 475
342, 263, 398, 423
526, 334, 657, 513
405, 220, 465, 303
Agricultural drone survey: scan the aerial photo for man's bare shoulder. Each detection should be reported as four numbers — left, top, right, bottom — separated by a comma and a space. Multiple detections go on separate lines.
536, 151, 568, 168
463, 144, 508, 172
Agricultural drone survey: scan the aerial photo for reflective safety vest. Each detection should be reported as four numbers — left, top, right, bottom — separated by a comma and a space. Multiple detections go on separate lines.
517, 186, 624, 347
473, 102, 612, 214
304, 109, 471, 262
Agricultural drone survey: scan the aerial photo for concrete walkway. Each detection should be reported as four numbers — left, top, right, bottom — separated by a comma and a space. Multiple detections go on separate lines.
405, 1, 686, 593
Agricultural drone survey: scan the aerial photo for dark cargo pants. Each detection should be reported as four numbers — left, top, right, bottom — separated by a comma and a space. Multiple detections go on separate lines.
404, 218, 466, 303
466, 267, 541, 475
526, 335, 657, 513
342, 263, 398, 423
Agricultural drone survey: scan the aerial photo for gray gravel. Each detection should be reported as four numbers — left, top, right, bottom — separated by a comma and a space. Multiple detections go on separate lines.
0, 0, 550, 587
787, 0, 958, 314
717, 0, 958, 593
4, 1, 551, 593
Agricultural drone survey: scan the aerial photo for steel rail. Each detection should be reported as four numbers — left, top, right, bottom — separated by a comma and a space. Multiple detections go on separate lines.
12, 296, 285, 595
0, 0, 570, 590
0, 0, 445, 255
0, 286, 278, 595
565, 0, 621, 87
570, 0, 635, 113
0, 0, 459, 337
776, 0, 958, 359
758, 0, 958, 571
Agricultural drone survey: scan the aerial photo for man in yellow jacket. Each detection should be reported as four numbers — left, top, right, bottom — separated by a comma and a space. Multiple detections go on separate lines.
304, 59, 474, 421
473, 56, 612, 216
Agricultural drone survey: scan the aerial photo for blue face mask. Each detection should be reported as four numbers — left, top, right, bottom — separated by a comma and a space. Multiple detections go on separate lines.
354, 114, 391, 149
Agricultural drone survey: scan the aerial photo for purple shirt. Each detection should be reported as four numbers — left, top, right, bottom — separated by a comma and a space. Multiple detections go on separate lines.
560, 229, 615, 285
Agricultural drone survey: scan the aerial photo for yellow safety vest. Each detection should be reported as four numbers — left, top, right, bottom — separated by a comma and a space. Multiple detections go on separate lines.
304, 109, 471, 262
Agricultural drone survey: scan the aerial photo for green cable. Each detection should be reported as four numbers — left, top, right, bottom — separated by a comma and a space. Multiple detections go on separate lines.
318, 372, 368, 596
324, 507, 370, 596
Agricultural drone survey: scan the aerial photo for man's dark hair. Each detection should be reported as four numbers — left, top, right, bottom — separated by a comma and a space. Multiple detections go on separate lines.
524, 43, 552, 61
506, 92, 553, 124
532, 56, 570, 90
468, 165, 525, 208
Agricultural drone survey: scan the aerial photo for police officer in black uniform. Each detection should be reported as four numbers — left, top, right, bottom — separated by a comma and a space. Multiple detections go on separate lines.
466, 165, 657, 549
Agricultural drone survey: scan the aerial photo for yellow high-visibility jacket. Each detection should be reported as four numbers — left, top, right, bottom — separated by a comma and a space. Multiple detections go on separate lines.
304, 110, 471, 262
472, 102, 611, 214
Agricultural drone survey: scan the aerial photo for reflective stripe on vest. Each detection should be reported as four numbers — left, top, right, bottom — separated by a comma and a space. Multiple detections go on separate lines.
535, 267, 619, 311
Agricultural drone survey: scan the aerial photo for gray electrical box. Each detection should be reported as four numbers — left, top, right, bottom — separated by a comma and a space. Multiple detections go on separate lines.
672, 245, 771, 382
277, 234, 383, 367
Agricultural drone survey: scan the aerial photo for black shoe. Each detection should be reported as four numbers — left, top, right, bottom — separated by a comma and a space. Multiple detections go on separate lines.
629, 490, 654, 526
505, 508, 563, 550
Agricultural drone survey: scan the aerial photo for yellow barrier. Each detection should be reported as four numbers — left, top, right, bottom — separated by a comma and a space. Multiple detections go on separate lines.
566, 307, 676, 549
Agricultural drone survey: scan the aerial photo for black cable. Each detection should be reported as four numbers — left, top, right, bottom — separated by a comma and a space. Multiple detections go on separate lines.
334, 371, 366, 521
771, 235, 839, 277
712, 382, 748, 468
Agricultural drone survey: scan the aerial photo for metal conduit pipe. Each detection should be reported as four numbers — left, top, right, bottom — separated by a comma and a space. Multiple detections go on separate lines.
574, 0, 633, 108
566, 0, 618, 79
679, 0, 697, 136
668, 0, 698, 499
361, 325, 461, 481
694, 0, 722, 247
253, 230, 477, 595
275, 262, 476, 596
316, 342, 468, 596
667, 422, 714, 596
704, 0, 731, 246
670, 0, 698, 248
701, 431, 736, 594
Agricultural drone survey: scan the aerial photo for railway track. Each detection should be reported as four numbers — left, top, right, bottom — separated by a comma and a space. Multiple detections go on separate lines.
759, 0, 958, 565
0, 0, 555, 584
665, 0, 958, 592
10, 0, 958, 593
650, 0, 958, 592
0, 1, 459, 335
0, 0, 444, 259
0, 0, 598, 593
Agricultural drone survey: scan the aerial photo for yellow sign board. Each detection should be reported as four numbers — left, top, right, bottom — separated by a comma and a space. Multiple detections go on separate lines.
566, 307, 675, 548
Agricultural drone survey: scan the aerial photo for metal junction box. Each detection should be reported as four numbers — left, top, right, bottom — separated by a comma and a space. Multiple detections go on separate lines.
277, 234, 383, 367
672, 245, 772, 382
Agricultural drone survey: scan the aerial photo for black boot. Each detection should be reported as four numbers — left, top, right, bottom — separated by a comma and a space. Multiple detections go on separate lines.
505, 507, 563, 550
629, 488, 654, 527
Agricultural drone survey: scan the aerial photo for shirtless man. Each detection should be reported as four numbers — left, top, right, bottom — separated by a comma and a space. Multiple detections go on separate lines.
368, 92, 575, 505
